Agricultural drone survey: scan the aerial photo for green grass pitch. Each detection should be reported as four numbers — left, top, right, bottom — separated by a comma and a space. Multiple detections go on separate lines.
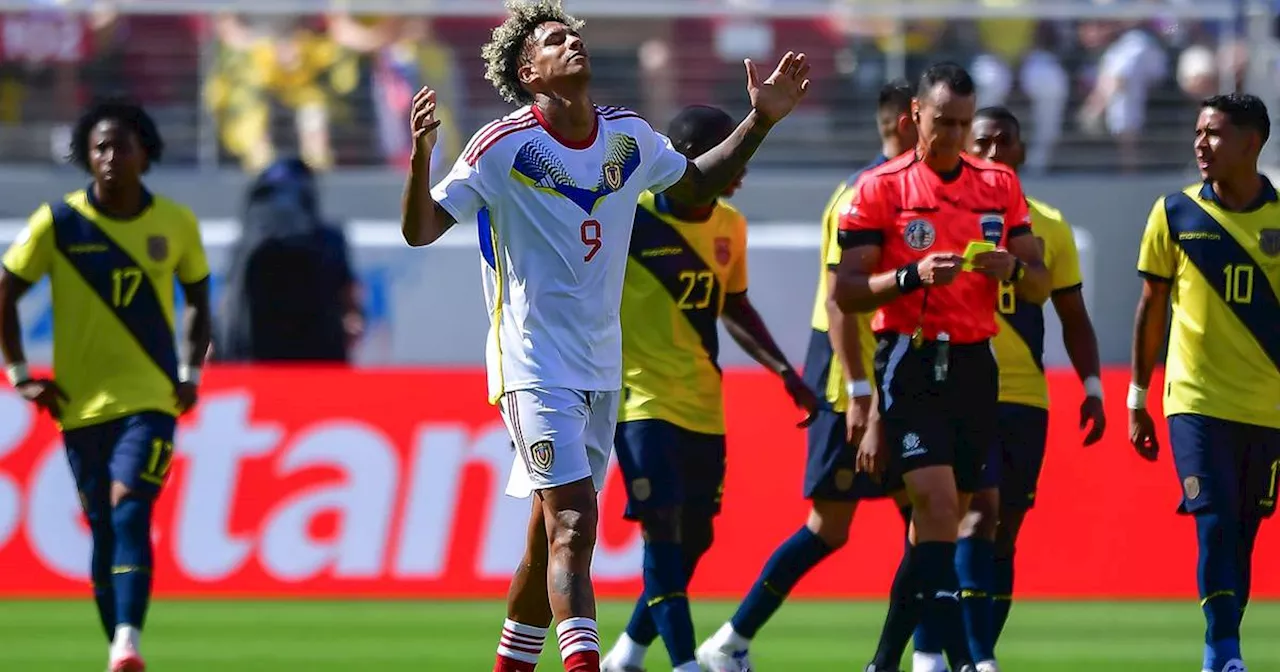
3, 599, 1277, 670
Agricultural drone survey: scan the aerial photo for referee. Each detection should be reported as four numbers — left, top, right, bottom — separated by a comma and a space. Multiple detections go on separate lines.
833, 63, 1050, 672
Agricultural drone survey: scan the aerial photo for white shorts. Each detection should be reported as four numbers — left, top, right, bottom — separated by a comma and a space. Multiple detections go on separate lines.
500, 387, 621, 498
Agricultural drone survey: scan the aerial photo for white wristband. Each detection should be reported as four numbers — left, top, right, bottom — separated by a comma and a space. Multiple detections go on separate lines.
5, 362, 30, 386
179, 365, 202, 385
1083, 375, 1104, 400
846, 379, 873, 399
1126, 383, 1147, 410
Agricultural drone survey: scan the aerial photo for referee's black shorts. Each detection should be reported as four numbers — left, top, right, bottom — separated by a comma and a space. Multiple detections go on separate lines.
873, 332, 998, 494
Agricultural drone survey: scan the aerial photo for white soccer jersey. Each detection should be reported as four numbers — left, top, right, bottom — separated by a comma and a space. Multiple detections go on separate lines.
431, 104, 690, 402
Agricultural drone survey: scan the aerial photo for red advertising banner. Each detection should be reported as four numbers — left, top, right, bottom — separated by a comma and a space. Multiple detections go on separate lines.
0, 366, 1274, 599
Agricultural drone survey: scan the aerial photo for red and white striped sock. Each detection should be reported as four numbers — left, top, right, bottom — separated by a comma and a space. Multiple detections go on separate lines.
557, 617, 601, 672
494, 619, 547, 672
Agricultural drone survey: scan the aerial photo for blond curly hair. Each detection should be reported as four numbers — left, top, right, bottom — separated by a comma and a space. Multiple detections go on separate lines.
482, 0, 585, 105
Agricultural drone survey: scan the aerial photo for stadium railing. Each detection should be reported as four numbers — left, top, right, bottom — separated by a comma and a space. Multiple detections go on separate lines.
0, 0, 1269, 173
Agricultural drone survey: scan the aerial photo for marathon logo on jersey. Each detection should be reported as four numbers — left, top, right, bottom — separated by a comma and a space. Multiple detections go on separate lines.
1260, 228, 1280, 257
904, 220, 936, 251
715, 237, 732, 265
528, 440, 555, 473
901, 432, 927, 458
979, 214, 1004, 244
146, 235, 169, 262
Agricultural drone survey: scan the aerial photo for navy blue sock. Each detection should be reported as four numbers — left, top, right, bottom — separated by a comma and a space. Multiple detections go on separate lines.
1238, 515, 1262, 615
88, 509, 116, 641
730, 527, 833, 639
624, 594, 659, 646
957, 537, 996, 662
111, 497, 154, 630
643, 540, 696, 665
991, 550, 1015, 644
624, 536, 712, 648
915, 541, 971, 670
1196, 512, 1242, 670
872, 539, 921, 669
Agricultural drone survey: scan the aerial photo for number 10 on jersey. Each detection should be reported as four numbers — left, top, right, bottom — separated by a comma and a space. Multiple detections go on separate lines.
581, 219, 602, 262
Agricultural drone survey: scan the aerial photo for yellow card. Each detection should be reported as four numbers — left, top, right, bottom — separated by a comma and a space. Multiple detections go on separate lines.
963, 241, 996, 270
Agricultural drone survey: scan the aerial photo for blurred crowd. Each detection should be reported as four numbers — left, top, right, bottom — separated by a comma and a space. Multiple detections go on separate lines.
0, 4, 1272, 173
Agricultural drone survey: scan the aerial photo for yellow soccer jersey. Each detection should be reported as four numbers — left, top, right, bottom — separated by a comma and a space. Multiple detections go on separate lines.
2, 189, 210, 430
992, 196, 1084, 408
1137, 180, 1280, 429
620, 191, 748, 435
807, 177, 877, 413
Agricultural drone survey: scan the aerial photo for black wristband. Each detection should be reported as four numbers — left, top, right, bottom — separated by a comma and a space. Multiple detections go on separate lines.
1007, 257, 1025, 283
895, 262, 923, 294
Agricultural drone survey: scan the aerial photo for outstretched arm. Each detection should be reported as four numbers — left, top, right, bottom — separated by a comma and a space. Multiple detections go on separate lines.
722, 291, 818, 426
662, 52, 811, 206
0, 270, 31, 371
402, 88, 457, 247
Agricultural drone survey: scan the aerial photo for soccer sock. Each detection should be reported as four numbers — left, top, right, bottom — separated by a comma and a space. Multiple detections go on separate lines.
991, 549, 1016, 644
729, 527, 834, 640
1196, 512, 1243, 670
871, 541, 921, 669
621, 537, 713, 652
1237, 515, 1262, 614
957, 536, 997, 663
641, 541, 697, 666
623, 595, 659, 647
558, 617, 602, 672
110, 497, 154, 632
915, 541, 972, 670
495, 619, 547, 672
88, 512, 117, 641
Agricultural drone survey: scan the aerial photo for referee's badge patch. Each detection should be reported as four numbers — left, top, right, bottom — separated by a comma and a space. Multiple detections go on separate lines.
904, 219, 935, 251
1184, 476, 1201, 501
715, 236, 732, 265
528, 440, 555, 473
1260, 229, 1280, 257
979, 214, 1004, 244
631, 478, 652, 502
147, 236, 169, 262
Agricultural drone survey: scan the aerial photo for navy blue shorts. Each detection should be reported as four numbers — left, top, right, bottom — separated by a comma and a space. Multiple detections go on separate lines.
62, 412, 177, 503
804, 408, 888, 501
1168, 413, 1280, 519
875, 333, 998, 494
979, 403, 1050, 509
614, 419, 727, 521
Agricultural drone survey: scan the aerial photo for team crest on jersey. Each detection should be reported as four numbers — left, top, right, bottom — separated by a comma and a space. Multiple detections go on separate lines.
631, 478, 652, 502
1260, 228, 1280, 257
904, 219, 935, 251
604, 163, 623, 190
146, 235, 169, 262
528, 440, 555, 473
834, 468, 854, 492
1184, 476, 1201, 501
715, 237, 732, 265
979, 214, 1004, 244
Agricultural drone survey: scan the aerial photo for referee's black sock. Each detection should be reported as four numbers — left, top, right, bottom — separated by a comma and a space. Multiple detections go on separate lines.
915, 541, 973, 670
870, 539, 920, 669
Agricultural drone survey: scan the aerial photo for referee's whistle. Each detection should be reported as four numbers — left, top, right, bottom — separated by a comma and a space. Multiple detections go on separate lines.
934, 331, 950, 383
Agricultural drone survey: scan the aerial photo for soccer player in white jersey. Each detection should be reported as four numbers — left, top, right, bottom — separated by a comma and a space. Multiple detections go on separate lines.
399, 2, 810, 671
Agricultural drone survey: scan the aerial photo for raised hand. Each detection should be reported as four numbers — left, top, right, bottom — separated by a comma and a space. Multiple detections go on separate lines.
745, 51, 812, 127
410, 87, 443, 153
